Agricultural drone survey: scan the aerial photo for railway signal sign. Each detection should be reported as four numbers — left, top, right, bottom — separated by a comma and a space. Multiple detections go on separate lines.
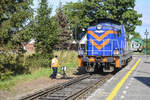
144, 29, 149, 57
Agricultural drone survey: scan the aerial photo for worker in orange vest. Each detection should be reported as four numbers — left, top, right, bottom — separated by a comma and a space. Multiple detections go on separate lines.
50, 55, 59, 79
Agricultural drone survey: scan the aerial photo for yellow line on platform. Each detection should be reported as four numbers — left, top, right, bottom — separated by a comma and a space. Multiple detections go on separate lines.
106, 59, 141, 100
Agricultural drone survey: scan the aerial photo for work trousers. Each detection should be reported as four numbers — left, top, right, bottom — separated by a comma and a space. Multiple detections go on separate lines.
50, 67, 57, 79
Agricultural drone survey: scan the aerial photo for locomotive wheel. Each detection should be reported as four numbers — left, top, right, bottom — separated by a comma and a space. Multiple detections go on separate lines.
103, 64, 114, 73
85, 65, 94, 73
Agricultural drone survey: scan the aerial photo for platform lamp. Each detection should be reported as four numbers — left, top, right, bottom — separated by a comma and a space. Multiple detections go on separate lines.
144, 29, 149, 57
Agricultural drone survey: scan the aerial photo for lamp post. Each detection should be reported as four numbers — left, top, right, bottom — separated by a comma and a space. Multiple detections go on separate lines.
144, 29, 149, 57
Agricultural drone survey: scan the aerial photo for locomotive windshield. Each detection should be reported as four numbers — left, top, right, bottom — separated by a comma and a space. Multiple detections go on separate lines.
99, 22, 121, 30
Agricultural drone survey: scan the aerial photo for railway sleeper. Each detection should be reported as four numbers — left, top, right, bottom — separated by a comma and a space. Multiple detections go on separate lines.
40, 96, 66, 100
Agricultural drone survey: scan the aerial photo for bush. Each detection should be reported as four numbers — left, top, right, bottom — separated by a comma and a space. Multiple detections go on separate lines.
0, 50, 78, 80
24, 53, 51, 71
54, 50, 78, 68
0, 50, 53, 80
0, 53, 29, 80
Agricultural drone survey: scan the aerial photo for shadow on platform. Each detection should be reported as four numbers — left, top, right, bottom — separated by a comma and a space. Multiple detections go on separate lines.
144, 62, 150, 64
134, 77, 150, 87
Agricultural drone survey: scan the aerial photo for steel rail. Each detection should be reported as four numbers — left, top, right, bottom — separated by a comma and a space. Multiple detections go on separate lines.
73, 74, 112, 100
63, 74, 112, 100
40, 74, 112, 100
20, 74, 91, 100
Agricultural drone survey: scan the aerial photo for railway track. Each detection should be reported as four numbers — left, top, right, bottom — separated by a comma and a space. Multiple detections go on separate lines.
20, 74, 112, 100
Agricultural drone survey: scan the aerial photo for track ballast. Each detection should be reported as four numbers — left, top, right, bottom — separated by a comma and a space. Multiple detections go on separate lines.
21, 74, 112, 100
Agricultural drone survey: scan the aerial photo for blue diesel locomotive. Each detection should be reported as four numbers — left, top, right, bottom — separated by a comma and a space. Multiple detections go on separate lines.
78, 19, 132, 73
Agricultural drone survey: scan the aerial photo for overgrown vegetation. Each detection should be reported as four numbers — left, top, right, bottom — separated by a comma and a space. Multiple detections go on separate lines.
0, 0, 59, 80
0, 50, 78, 89
0, 53, 28, 80
54, 50, 78, 71
0, 0, 33, 80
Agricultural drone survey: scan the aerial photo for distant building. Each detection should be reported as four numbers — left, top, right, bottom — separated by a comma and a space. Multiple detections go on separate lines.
70, 34, 87, 50
23, 39, 35, 53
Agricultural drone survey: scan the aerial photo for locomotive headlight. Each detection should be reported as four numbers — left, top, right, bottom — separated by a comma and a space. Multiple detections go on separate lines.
96, 24, 102, 30
114, 49, 119, 55
82, 28, 85, 32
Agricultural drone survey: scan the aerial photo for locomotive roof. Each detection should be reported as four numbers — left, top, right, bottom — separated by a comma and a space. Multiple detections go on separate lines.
90, 18, 121, 26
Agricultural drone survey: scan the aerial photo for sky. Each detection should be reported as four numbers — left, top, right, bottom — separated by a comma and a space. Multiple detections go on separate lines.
33, 0, 150, 38
135, 0, 150, 38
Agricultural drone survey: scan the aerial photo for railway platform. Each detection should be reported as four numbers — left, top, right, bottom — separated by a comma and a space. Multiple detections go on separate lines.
87, 55, 150, 100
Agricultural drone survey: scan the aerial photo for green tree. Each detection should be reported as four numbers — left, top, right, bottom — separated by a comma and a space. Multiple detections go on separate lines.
130, 32, 142, 40
56, 2, 72, 49
33, 0, 59, 57
0, 0, 33, 51
0, 0, 33, 80
63, 0, 142, 38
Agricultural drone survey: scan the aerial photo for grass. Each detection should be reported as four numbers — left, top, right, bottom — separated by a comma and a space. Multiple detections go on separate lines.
0, 68, 51, 90
0, 50, 78, 90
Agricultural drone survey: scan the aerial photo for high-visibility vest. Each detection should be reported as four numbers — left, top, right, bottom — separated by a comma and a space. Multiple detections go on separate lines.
51, 58, 59, 68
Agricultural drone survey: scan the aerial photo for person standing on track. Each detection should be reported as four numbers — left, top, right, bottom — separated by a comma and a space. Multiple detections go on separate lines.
50, 55, 59, 79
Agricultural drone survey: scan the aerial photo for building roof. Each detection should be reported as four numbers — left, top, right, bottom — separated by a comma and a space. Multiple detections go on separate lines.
79, 34, 87, 44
